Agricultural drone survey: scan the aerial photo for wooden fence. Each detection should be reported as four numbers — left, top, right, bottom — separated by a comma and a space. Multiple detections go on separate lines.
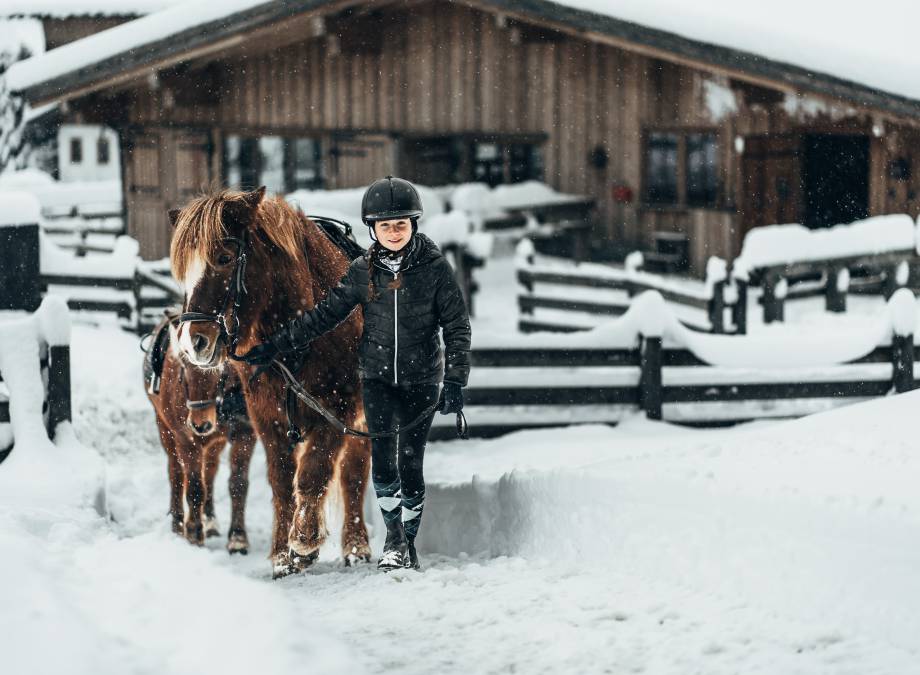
430, 290, 915, 440
516, 246, 746, 335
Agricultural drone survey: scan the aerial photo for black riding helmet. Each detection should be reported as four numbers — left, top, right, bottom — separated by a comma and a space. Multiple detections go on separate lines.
361, 176, 423, 239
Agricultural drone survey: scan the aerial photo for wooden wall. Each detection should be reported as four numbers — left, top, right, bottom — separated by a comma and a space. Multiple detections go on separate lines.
97, 0, 917, 266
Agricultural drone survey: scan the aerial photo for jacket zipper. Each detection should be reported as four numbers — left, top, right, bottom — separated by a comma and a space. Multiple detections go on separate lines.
393, 271, 399, 384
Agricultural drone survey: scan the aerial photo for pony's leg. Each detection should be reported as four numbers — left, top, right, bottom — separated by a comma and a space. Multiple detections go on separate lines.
202, 438, 223, 538
155, 415, 184, 534
260, 427, 298, 577
180, 440, 206, 546
338, 432, 372, 565
227, 425, 256, 555
287, 425, 341, 565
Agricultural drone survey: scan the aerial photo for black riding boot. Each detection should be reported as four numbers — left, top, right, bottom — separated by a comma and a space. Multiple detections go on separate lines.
378, 513, 408, 570
404, 538, 421, 570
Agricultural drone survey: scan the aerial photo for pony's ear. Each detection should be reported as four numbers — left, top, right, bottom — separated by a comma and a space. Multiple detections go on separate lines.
168, 209, 181, 227
243, 186, 266, 209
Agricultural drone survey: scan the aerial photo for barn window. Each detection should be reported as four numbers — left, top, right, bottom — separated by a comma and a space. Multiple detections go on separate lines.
70, 138, 83, 164
97, 137, 110, 165
401, 135, 544, 186
223, 135, 324, 192
644, 132, 678, 204
686, 133, 719, 206
643, 130, 721, 207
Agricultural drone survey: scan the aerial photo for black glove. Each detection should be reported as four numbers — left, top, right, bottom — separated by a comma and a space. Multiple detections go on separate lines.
239, 340, 279, 366
438, 381, 464, 415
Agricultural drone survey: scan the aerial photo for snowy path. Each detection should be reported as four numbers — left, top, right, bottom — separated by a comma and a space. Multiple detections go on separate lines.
2, 320, 920, 674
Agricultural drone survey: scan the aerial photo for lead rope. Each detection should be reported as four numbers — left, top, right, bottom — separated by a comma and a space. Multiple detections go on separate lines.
271, 358, 467, 441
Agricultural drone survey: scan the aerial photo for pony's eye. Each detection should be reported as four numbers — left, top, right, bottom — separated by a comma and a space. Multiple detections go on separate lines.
217, 254, 233, 265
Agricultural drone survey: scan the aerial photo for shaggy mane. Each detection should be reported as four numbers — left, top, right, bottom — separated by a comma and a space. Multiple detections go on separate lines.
170, 188, 305, 280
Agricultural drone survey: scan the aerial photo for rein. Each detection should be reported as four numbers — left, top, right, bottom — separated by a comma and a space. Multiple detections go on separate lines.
177, 225, 469, 441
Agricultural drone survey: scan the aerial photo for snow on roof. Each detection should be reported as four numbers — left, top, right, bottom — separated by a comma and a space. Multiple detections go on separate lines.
0, 17, 45, 59
555, 0, 920, 103
6, 0, 270, 93
7, 0, 920, 108
0, 1, 179, 18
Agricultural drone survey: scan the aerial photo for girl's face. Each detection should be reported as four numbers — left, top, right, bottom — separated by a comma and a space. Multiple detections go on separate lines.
374, 218, 412, 251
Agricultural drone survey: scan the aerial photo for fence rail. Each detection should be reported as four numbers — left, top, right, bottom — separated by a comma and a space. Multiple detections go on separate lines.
430, 289, 916, 439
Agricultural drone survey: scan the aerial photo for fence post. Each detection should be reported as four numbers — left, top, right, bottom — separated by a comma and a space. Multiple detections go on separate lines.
731, 279, 748, 335
639, 335, 663, 420
708, 280, 725, 334
762, 273, 786, 323
889, 288, 916, 393
825, 266, 848, 313
46, 345, 72, 438
0, 221, 41, 312
883, 261, 908, 300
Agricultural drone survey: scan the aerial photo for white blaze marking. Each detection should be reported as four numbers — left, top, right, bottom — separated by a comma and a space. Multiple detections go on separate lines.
179, 254, 206, 360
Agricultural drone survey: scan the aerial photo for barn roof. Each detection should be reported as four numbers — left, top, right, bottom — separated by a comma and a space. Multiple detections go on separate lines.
8, 0, 920, 119
0, 1, 178, 18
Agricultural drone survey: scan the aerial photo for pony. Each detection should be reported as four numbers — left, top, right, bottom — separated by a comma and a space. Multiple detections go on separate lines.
168, 187, 372, 578
144, 315, 256, 553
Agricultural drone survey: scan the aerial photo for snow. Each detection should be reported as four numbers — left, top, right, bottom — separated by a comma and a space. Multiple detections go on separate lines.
0, 171, 121, 217
554, 0, 920, 104
0, 17, 44, 58
735, 214, 917, 271
40, 231, 139, 278
0, 189, 41, 225
0, 2, 179, 18
3, 248, 920, 673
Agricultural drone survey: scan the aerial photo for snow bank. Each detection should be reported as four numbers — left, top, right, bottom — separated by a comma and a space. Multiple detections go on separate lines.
0, 298, 103, 511
40, 231, 139, 278
0, 190, 41, 225
735, 214, 917, 270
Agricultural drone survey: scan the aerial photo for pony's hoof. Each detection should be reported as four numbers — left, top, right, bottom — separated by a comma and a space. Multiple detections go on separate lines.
289, 548, 319, 573
344, 543, 372, 566
227, 531, 249, 555
204, 515, 221, 538
272, 552, 294, 579
184, 522, 205, 546
171, 519, 184, 536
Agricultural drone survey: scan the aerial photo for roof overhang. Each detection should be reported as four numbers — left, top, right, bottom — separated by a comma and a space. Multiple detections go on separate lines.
12, 0, 920, 121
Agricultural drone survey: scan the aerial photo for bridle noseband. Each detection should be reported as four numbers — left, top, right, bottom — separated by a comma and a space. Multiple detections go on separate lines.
177, 232, 250, 359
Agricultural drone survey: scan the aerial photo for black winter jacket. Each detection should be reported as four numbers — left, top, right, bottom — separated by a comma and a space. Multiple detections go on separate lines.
281, 233, 471, 386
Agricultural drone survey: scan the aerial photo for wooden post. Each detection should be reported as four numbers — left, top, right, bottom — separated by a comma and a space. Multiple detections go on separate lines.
762, 273, 785, 324
708, 280, 725, 334
639, 335, 663, 420
0, 223, 41, 312
46, 345, 72, 438
732, 279, 748, 335
825, 266, 847, 313
892, 333, 915, 393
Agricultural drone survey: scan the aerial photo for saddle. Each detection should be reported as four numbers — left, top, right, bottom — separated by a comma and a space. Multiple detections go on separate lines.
142, 310, 180, 395
309, 215, 366, 261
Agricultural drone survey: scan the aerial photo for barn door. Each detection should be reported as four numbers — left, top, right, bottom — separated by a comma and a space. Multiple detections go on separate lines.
329, 134, 394, 189
739, 134, 801, 236
124, 127, 212, 259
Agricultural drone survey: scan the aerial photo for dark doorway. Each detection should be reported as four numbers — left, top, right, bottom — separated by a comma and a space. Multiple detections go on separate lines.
802, 134, 869, 228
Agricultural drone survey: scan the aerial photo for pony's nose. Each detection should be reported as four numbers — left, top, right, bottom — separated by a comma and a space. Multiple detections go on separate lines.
193, 333, 210, 353
192, 420, 213, 435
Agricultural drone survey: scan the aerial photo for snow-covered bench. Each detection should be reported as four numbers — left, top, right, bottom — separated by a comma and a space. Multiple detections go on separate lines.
733, 215, 920, 323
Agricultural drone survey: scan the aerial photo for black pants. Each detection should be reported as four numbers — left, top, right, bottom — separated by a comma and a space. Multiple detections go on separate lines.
363, 380, 439, 541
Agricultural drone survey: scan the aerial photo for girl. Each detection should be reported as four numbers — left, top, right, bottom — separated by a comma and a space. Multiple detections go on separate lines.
245, 176, 471, 570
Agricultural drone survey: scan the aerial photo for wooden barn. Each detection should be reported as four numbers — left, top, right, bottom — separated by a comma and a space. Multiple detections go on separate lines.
9, 0, 920, 272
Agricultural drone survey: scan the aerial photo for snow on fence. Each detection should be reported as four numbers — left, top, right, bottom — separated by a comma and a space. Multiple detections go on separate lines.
515, 240, 745, 335
0, 297, 72, 462
0, 203, 181, 333
733, 214, 920, 323
430, 289, 917, 439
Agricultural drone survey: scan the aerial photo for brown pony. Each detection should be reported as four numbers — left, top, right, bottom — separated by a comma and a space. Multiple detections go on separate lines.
144, 316, 256, 552
169, 187, 371, 578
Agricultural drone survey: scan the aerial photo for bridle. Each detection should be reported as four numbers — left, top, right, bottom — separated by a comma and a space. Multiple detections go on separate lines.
177, 232, 250, 359
178, 362, 227, 412
175, 223, 468, 441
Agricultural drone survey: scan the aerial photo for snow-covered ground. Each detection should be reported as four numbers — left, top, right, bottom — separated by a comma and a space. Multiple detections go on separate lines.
3, 254, 920, 674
